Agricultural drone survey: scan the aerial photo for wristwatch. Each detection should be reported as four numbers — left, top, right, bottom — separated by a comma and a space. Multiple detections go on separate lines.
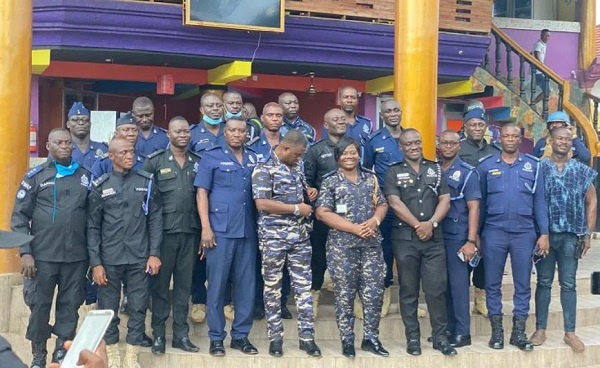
429, 218, 438, 228
294, 204, 301, 216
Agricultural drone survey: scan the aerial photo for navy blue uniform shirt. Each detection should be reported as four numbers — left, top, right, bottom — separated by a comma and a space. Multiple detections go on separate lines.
363, 127, 405, 191
441, 157, 481, 240
194, 145, 258, 239
477, 153, 549, 234
190, 122, 225, 154
71, 140, 108, 171
135, 126, 169, 156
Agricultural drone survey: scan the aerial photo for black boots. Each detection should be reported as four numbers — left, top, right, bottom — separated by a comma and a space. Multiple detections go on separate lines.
51, 339, 67, 364
30, 341, 47, 368
509, 316, 534, 351
489, 315, 504, 349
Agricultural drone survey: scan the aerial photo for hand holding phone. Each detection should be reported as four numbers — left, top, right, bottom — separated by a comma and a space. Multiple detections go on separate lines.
60, 310, 113, 368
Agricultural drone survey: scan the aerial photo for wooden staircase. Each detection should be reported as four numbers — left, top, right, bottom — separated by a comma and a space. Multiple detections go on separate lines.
481, 24, 600, 157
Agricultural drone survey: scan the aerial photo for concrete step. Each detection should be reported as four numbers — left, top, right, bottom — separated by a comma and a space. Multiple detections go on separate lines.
5, 324, 600, 368
8, 277, 600, 341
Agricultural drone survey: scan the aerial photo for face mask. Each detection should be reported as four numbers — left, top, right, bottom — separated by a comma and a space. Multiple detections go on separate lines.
203, 115, 223, 126
225, 110, 243, 120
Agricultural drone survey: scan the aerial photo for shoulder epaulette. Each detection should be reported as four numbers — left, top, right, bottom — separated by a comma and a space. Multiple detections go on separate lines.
356, 114, 372, 122
136, 170, 154, 180
313, 138, 325, 145
26, 165, 44, 178
525, 153, 540, 162
389, 160, 403, 166
360, 166, 376, 174
460, 137, 466, 142
246, 146, 257, 154
158, 127, 167, 133
491, 142, 502, 151
322, 170, 338, 179
246, 136, 260, 146
147, 149, 166, 159
98, 151, 109, 159
368, 129, 384, 141
460, 161, 475, 170
190, 123, 199, 130
189, 150, 202, 160
478, 154, 493, 163
92, 173, 109, 187
206, 145, 221, 152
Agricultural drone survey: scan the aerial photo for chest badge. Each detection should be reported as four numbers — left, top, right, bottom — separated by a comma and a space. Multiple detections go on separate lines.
96, 149, 104, 157
80, 174, 89, 187
193, 162, 199, 173
101, 188, 116, 198
523, 162, 533, 173
426, 167, 437, 178
16, 189, 26, 199
451, 170, 461, 181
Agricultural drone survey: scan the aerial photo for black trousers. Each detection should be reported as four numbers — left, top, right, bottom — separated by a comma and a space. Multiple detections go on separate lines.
152, 232, 197, 340
24, 260, 87, 342
392, 235, 448, 342
309, 219, 329, 291
98, 263, 148, 345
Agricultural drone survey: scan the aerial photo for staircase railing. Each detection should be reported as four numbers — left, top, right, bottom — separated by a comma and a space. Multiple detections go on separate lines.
485, 24, 599, 156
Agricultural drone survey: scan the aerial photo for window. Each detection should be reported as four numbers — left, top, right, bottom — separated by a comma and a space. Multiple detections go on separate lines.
494, 0, 532, 19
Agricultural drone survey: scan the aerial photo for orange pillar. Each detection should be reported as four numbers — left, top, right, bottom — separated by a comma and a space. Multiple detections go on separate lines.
0, 0, 32, 273
394, 0, 439, 159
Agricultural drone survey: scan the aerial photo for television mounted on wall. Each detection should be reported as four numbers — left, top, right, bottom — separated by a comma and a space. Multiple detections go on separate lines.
184, 0, 285, 33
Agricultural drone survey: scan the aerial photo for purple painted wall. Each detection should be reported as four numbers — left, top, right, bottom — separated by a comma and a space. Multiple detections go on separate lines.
489, 28, 579, 80
30, 76, 39, 158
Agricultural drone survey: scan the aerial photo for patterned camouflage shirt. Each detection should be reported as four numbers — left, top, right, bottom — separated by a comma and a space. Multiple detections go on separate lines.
316, 168, 386, 248
252, 148, 312, 243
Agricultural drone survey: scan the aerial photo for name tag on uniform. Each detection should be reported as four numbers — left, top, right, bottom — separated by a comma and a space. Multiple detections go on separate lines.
489, 169, 502, 176
102, 188, 116, 198
320, 153, 333, 159
336, 204, 348, 214
135, 187, 148, 192
160, 168, 172, 175
375, 147, 385, 153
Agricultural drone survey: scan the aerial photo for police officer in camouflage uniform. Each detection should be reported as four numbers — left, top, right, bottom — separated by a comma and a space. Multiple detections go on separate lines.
315, 138, 389, 358
87, 137, 163, 368
11, 128, 91, 368
252, 130, 321, 358
144, 116, 201, 354
384, 128, 457, 357
304, 108, 347, 316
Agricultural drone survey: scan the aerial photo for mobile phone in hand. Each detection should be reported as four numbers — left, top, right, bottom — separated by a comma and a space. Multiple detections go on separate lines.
60, 309, 114, 367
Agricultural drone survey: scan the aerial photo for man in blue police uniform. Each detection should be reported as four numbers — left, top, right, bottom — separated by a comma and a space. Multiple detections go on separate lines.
322, 86, 372, 145
458, 106, 499, 317
223, 91, 260, 143
190, 92, 225, 154
132, 97, 169, 156
477, 122, 549, 352
362, 98, 405, 317
247, 102, 293, 320
532, 111, 591, 164
189, 92, 235, 323
66, 102, 107, 171
278, 92, 316, 143
304, 108, 347, 317
195, 118, 259, 356
91, 113, 145, 179
438, 130, 481, 348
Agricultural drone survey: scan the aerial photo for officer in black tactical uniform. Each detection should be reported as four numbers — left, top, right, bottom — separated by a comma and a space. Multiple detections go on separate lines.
11, 128, 91, 368
87, 137, 162, 368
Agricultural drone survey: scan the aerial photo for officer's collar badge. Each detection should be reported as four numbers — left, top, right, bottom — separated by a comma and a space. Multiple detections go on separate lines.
451, 170, 461, 181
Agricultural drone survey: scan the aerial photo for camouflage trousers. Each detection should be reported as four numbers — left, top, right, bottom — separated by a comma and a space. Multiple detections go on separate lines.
327, 242, 385, 341
260, 238, 315, 341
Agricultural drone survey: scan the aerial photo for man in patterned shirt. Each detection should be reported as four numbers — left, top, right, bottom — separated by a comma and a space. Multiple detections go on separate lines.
530, 127, 597, 352
252, 130, 321, 357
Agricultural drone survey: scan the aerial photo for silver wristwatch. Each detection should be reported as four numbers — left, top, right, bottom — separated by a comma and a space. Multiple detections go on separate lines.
294, 204, 301, 216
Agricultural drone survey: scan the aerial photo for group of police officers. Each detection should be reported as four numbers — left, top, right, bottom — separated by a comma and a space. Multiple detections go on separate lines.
10, 86, 596, 368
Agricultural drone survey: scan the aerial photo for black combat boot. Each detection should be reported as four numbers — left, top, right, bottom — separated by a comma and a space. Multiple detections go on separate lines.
30, 341, 47, 368
509, 316, 534, 351
51, 338, 67, 363
488, 315, 504, 349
